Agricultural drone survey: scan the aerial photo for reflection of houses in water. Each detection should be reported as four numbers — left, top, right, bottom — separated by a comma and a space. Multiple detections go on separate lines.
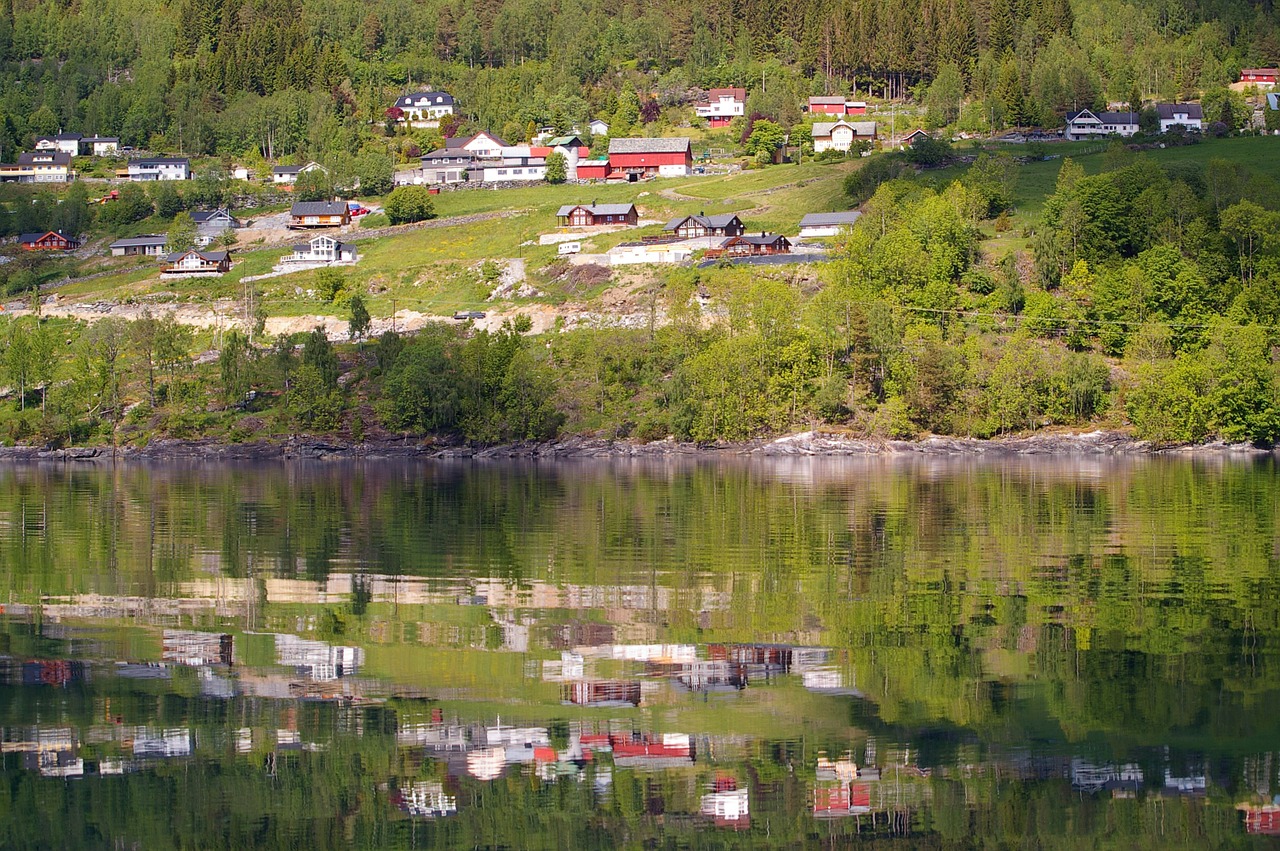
162, 630, 233, 666
2, 727, 83, 777
395, 781, 458, 818
610, 733, 695, 769
667, 660, 746, 693
274, 634, 364, 680
542, 651, 585, 682
1070, 759, 1143, 795
812, 783, 872, 818
701, 787, 750, 828
548, 621, 615, 650
563, 681, 642, 707
397, 723, 469, 751
132, 728, 193, 759
1240, 805, 1280, 835
467, 747, 507, 780
1164, 768, 1207, 796
0, 657, 87, 687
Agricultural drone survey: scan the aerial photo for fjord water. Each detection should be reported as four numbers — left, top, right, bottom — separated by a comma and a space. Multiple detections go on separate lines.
1, 458, 1278, 848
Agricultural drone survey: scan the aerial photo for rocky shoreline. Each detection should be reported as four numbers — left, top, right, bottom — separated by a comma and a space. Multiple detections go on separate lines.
0, 429, 1271, 462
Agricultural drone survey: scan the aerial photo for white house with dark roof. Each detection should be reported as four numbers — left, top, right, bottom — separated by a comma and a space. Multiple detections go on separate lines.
798, 211, 862, 239
15, 151, 73, 182
84, 136, 119, 156
811, 120, 877, 153
128, 157, 190, 180
35, 134, 83, 156
1156, 103, 1203, 133
272, 161, 326, 186
393, 91, 456, 125
276, 234, 358, 270
1065, 109, 1139, 140
109, 234, 168, 257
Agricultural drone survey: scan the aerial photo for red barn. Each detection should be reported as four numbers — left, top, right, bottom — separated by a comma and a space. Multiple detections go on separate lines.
809, 96, 851, 115
607, 137, 692, 180
1240, 68, 1279, 86
19, 230, 79, 251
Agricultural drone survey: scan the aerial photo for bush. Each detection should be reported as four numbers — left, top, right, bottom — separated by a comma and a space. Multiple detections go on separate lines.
383, 186, 436, 224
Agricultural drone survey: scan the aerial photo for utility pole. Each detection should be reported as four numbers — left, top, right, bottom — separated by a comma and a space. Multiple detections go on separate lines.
391, 298, 396, 334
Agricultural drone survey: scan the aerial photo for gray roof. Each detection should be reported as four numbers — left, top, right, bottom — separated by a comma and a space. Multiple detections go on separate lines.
809, 96, 848, 105
800, 212, 862, 228
422, 148, 481, 162
1269, 93, 1280, 110
84, 136, 119, 143
811, 120, 877, 137
609, 137, 691, 154
446, 132, 508, 149
18, 231, 76, 244
1156, 102, 1204, 120
130, 157, 189, 166
164, 250, 228, 263
735, 233, 790, 245
395, 91, 455, 108
663, 213, 742, 231
292, 239, 353, 252
17, 152, 71, 165
190, 209, 237, 224
1068, 109, 1138, 124
290, 202, 349, 217
556, 203, 637, 217
54, 133, 83, 141
110, 235, 168, 248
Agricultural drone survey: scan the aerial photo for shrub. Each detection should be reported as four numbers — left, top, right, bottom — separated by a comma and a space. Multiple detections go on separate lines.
383, 186, 436, 224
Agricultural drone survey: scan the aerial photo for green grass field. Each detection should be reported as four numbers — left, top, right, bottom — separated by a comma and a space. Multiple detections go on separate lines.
34, 136, 1280, 320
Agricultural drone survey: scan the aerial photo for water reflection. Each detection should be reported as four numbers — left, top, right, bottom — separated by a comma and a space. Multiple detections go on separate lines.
0, 457, 1277, 847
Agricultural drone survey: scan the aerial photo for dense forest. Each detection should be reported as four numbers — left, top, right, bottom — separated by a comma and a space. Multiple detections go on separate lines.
1, 0, 1279, 160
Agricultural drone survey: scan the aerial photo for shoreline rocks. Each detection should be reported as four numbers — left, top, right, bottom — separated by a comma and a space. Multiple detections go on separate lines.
0, 429, 1271, 463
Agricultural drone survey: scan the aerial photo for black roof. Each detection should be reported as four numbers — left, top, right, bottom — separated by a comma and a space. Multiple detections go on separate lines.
290, 201, 349, 217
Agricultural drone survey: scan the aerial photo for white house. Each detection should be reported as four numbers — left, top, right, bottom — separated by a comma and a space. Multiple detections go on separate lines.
109, 234, 168, 257
393, 91, 455, 125
271, 161, 326, 185
608, 240, 694, 266
447, 132, 508, 159
811, 120, 877, 153
231, 165, 252, 181
587, 118, 610, 136
83, 136, 119, 156
277, 234, 359, 270
1065, 109, 1139, 140
798, 211, 862, 239
1156, 103, 1204, 132
128, 158, 191, 181
42, 133, 83, 156
480, 154, 546, 182
695, 88, 746, 127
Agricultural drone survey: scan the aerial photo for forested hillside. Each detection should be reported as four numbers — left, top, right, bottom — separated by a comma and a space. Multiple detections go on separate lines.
0, 0, 1278, 159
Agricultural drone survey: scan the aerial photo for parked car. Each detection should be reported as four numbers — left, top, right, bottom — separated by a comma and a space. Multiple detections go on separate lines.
453, 310, 486, 320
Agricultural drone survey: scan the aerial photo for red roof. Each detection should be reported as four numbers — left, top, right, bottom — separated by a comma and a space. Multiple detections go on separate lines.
530, 147, 552, 157
707, 88, 746, 101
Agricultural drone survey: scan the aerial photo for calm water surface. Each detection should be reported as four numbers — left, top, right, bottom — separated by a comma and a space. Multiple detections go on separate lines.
1, 457, 1279, 848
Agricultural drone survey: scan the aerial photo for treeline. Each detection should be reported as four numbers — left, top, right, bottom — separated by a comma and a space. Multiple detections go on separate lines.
0, 0, 1278, 161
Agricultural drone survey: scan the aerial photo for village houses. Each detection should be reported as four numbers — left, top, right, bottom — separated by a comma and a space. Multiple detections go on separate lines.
393, 91, 456, 125
127, 157, 191, 181
289, 201, 350, 228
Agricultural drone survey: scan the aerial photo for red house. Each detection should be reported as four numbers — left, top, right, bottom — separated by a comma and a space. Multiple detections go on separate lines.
809, 96, 851, 115
576, 159, 610, 180
18, 230, 79, 251
1240, 68, 1279, 86
607, 137, 692, 180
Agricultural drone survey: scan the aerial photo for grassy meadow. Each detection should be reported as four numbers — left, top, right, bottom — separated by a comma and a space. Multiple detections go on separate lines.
32, 135, 1280, 322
